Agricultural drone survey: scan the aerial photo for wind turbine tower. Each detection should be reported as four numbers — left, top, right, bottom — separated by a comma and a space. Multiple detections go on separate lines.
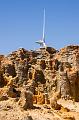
36, 8, 47, 48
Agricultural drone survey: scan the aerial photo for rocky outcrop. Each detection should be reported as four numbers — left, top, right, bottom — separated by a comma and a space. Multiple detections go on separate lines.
15, 60, 29, 86
1, 45, 79, 120
18, 88, 33, 110
55, 46, 79, 101
0, 45, 79, 110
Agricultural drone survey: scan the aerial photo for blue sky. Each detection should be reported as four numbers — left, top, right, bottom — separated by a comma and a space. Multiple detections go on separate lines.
0, 0, 79, 54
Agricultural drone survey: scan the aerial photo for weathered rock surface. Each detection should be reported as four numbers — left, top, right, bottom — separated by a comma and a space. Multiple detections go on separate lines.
0, 45, 79, 119
22, 116, 33, 120
0, 46, 79, 101
18, 88, 33, 110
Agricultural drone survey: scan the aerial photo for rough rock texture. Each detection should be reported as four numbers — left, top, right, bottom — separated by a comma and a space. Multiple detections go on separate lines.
22, 116, 33, 120
18, 88, 33, 110
0, 46, 79, 119
0, 46, 79, 101
55, 46, 79, 101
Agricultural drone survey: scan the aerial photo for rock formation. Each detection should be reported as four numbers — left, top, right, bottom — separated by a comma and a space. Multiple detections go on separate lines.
0, 46, 79, 102
0, 45, 79, 119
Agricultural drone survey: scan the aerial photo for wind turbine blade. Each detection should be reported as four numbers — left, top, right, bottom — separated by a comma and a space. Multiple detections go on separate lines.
35, 8, 46, 48
43, 8, 45, 42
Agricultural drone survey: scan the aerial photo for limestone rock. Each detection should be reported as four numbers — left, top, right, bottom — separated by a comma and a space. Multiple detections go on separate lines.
34, 70, 46, 84
18, 89, 33, 110
57, 71, 71, 99
0, 95, 8, 101
15, 60, 29, 85
0, 73, 6, 87
0, 87, 8, 100
50, 91, 61, 110
0, 45, 79, 109
40, 60, 46, 69
7, 86, 20, 98
36, 94, 45, 104
4, 64, 16, 77
22, 116, 33, 120
0, 46, 79, 119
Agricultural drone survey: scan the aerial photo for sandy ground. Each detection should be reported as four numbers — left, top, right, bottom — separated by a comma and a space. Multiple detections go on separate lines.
0, 98, 79, 120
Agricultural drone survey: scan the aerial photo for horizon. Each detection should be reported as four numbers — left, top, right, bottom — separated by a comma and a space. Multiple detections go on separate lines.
0, 0, 79, 54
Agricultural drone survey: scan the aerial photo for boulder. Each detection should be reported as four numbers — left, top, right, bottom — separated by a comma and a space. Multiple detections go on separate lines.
50, 91, 61, 110
18, 89, 33, 110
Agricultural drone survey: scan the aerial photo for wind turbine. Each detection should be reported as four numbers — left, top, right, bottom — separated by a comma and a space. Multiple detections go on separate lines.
36, 8, 46, 48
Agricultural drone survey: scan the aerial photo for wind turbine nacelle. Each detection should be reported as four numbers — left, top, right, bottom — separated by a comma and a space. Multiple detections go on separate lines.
35, 40, 44, 44
36, 40, 46, 47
